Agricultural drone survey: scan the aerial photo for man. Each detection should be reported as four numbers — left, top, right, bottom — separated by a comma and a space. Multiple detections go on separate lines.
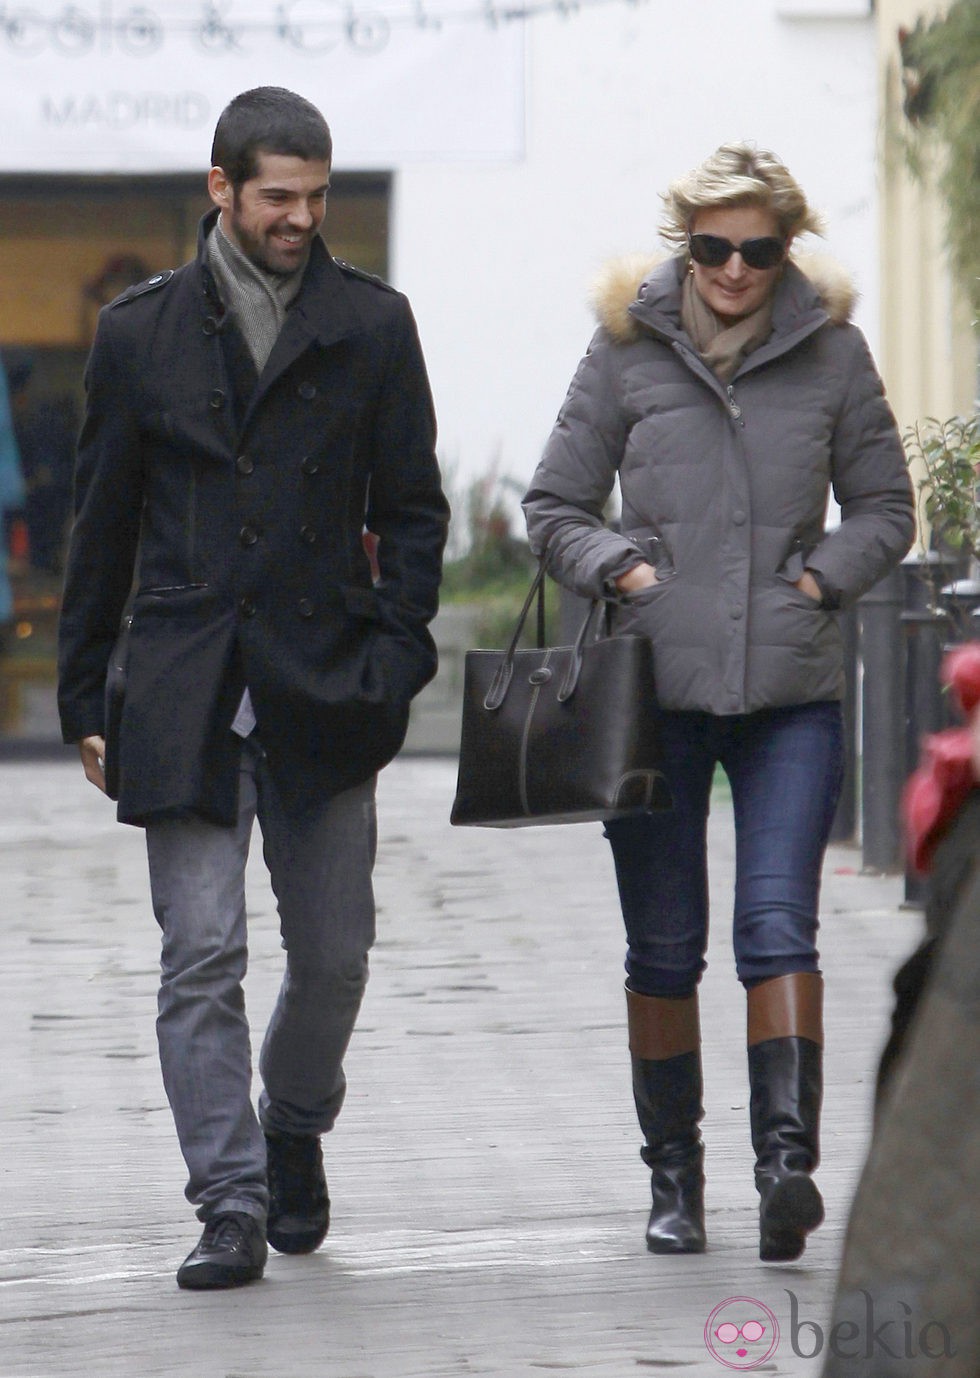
58, 87, 448, 1290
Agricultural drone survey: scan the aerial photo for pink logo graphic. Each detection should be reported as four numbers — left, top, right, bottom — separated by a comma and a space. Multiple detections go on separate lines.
704, 1296, 780, 1369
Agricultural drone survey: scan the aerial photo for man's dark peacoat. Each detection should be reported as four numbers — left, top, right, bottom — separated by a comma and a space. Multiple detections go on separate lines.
58, 212, 448, 826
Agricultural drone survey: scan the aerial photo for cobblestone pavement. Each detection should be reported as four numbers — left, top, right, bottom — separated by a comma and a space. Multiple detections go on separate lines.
0, 756, 921, 1378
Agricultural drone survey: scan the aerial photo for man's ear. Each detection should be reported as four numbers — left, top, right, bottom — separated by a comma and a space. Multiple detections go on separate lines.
207, 166, 232, 210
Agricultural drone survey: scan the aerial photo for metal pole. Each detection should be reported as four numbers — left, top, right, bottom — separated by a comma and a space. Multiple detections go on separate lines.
901, 605, 950, 904
559, 583, 590, 643
860, 567, 906, 873
829, 604, 858, 843
940, 578, 980, 645
900, 553, 960, 902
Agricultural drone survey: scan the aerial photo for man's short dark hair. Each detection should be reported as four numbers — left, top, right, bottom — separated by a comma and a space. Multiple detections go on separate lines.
211, 87, 332, 188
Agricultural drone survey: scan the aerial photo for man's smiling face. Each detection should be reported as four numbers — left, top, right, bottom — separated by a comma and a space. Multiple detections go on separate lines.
209, 150, 330, 276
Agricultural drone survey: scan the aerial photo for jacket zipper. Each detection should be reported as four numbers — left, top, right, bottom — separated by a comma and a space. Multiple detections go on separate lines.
661, 307, 827, 427
670, 340, 747, 427
726, 384, 744, 425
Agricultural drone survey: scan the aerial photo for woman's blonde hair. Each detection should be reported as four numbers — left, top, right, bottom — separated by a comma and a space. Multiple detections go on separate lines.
659, 143, 825, 249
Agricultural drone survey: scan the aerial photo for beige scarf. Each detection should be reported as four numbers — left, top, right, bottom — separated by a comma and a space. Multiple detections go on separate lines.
680, 270, 774, 383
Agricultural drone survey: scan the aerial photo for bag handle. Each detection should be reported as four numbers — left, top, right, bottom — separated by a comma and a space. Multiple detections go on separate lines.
484, 560, 608, 711
484, 560, 548, 710
557, 598, 607, 703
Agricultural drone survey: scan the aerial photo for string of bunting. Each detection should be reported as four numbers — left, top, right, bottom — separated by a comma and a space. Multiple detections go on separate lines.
0, 0, 649, 58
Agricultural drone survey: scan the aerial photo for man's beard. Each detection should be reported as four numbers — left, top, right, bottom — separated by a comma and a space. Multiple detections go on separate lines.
227, 207, 310, 277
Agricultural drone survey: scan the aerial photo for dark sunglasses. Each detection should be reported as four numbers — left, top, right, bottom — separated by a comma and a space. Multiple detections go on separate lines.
688, 233, 786, 270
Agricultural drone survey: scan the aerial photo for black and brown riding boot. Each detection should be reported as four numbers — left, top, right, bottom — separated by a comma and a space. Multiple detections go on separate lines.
627, 987, 706, 1254
747, 972, 824, 1263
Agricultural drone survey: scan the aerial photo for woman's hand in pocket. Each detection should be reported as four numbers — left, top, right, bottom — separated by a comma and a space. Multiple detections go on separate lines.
794, 570, 823, 603
615, 563, 659, 595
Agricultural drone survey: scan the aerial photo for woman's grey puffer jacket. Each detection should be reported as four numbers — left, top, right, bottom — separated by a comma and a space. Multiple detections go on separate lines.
523, 253, 915, 716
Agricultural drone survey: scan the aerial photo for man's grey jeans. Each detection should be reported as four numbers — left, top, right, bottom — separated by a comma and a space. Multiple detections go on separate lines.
145, 738, 377, 1223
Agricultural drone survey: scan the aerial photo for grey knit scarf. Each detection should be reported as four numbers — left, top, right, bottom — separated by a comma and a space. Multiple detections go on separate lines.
206, 217, 304, 372
207, 217, 306, 740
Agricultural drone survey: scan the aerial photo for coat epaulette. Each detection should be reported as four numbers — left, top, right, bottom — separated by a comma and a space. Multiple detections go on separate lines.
109, 269, 175, 308
334, 259, 397, 294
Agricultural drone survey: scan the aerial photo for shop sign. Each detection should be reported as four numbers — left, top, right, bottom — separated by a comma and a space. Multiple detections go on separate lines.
0, 1, 526, 170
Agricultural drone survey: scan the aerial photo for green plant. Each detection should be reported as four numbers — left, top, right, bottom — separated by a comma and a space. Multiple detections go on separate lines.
899, 2, 980, 314
441, 467, 534, 595
905, 412, 980, 566
440, 463, 559, 646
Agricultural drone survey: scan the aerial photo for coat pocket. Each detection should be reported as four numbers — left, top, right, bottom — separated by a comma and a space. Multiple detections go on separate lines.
341, 584, 385, 622
775, 535, 811, 586
625, 527, 677, 583
138, 583, 209, 598
611, 576, 674, 638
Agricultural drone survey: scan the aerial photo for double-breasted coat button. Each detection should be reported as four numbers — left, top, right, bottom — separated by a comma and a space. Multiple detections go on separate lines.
297, 597, 315, 618
209, 389, 225, 409
300, 455, 321, 476
239, 596, 257, 618
297, 382, 317, 400
300, 525, 317, 545
202, 317, 218, 336
239, 524, 259, 546
236, 454, 255, 475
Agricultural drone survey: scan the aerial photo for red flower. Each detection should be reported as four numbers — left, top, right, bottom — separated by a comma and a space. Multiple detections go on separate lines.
941, 642, 980, 716
904, 642, 980, 874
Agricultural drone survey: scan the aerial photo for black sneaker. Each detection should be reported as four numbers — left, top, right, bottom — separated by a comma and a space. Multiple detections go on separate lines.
176, 1211, 267, 1290
265, 1131, 331, 1255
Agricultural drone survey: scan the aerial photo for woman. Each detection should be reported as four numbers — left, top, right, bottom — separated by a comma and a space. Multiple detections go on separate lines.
523, 144, 914, 1262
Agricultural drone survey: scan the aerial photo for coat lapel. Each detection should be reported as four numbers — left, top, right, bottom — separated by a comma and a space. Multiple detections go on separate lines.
241, 244, 362, 432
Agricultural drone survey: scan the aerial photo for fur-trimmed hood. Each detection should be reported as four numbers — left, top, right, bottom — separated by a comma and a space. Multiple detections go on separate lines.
589, 251, 857, 345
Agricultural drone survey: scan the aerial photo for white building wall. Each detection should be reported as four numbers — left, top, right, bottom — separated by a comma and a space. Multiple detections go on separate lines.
391, 0, 879, 502
0, 0, 881, 504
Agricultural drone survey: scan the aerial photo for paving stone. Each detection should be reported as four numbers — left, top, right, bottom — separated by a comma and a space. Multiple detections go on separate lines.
0, 757, 921, 1377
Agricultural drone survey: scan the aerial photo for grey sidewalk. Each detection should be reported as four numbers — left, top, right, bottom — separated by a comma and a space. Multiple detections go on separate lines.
1, 756, 921, 1378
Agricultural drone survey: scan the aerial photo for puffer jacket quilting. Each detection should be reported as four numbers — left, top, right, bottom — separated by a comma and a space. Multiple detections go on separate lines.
523, 253, 915, 716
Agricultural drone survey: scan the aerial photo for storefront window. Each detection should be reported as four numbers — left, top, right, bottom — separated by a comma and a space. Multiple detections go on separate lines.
0, 172, 390, 743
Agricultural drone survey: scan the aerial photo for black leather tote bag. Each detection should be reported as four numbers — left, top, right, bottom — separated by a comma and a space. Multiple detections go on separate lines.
450, 562, 670, 827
